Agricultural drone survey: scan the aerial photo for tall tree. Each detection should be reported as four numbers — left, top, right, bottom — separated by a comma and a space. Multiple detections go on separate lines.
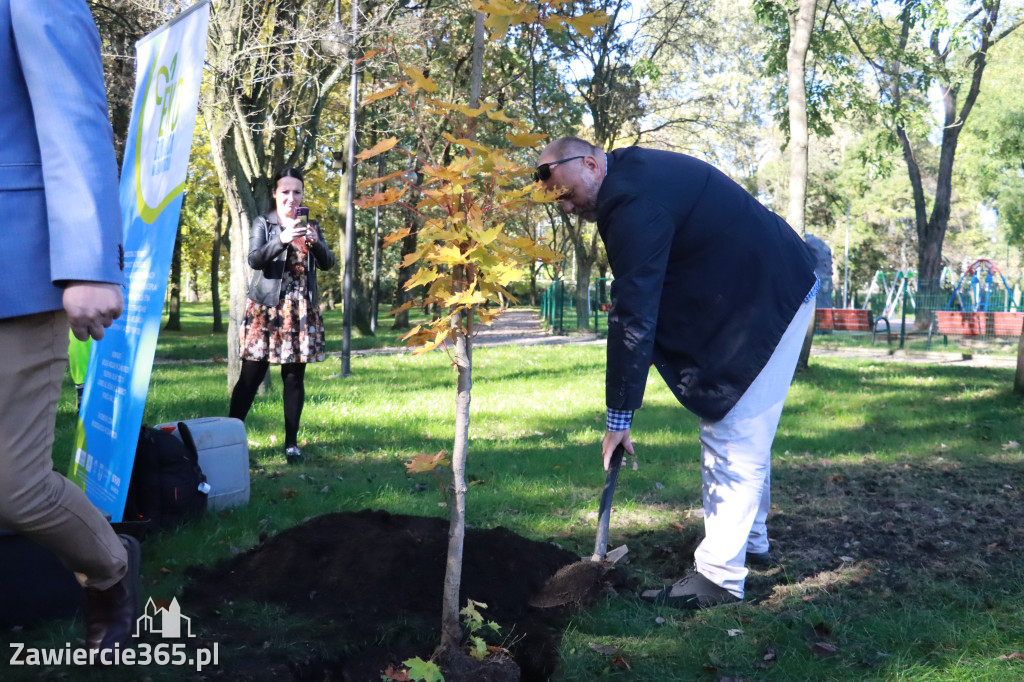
785, 0, 818, 234
200, 0, 355, 389
839, 0, 1022, 325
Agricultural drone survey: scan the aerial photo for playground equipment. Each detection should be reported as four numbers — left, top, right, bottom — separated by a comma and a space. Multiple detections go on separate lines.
863, 269, 917, 318
945, 259, 1017, 312
928, 259, 1023, 344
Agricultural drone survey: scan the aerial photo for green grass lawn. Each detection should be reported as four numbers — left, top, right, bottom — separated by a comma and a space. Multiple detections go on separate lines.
4, 301, 1024, 681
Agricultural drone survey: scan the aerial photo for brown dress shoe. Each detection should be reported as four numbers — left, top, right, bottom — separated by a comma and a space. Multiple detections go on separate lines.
84, 534, 140, 657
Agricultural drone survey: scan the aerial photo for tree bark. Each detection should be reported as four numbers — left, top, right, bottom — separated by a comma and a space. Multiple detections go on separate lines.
438, 7, 486, 655
211, 195, 226, 333
164, 200, 185, 331
440, 311, 472, 652
1014, 313, 1024, 394
785, 0, 816, 235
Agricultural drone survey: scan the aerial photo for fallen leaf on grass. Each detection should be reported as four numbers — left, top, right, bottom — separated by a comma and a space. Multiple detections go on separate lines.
727, 629, 744, 637
999, 652, 1024, 660
382, 664, 410, 681
281, 487, 297, 499
588, 642, 618, 656
1002, 441, 1020, 451
406, 450, 450, 474
611, 656, 631, 670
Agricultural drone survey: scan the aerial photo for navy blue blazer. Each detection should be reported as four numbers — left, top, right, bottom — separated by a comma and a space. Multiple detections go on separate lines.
599, 147, 816, 421
0, 0, 123, 320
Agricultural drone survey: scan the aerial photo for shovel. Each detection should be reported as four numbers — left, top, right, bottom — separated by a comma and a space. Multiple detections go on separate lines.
591, 444, 628, 563
528, 444, 628, 608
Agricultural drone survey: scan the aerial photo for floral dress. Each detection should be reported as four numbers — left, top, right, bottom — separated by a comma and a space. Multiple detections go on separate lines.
239, 242, 326, 364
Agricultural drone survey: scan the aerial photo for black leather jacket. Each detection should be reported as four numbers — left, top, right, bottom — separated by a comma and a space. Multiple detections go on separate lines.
246, 214, 335, 307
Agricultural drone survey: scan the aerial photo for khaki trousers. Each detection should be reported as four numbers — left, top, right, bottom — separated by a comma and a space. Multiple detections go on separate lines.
0, 311, 126, 590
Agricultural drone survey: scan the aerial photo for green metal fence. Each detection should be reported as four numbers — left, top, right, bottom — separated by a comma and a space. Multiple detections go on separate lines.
540, 278, 613, 335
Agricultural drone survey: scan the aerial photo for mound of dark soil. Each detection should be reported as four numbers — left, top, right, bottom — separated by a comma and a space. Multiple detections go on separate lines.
185, 510, 614, 681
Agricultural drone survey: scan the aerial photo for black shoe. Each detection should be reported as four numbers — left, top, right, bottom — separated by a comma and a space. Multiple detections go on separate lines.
639, 571, 740, 610
84, 535, 140, 658
285, 445, 302, 465
746, 550, 773, 568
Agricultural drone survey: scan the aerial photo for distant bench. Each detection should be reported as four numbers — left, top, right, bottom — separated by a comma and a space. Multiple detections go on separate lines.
815, 308, 890, 345
929, 311, 1024, 345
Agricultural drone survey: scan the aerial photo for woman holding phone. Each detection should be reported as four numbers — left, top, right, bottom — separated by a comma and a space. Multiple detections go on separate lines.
229, 167, 335, 464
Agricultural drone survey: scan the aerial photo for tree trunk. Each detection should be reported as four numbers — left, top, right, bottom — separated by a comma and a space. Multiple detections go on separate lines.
574, 244, 593, 330
187, 266, 200, 303
440, 311, 472, 652
785, 0, 816, 235
211, 196, 226, 333
438, 8, 486, 655
203, 113, 264, 392
1014, 314, 1024, 394
165, 203, 185, 331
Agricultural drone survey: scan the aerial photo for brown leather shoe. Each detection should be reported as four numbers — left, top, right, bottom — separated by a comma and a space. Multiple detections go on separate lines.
84, 534, 140, 657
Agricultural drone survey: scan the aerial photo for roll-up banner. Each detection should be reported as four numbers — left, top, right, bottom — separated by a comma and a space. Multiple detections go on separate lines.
69, 1, 211, 522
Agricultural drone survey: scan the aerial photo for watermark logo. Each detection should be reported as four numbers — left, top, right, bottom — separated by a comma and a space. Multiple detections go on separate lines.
135, 597, 194, 638
9, 597, 218, 671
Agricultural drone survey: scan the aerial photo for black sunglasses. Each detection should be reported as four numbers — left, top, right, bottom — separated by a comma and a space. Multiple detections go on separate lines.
533, 155, 585, 182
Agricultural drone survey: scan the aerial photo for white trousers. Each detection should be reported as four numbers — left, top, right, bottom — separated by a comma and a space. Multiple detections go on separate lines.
693, 298, 814, 598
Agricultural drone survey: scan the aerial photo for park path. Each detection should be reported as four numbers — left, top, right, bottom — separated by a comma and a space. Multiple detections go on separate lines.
345, 308, 602, 357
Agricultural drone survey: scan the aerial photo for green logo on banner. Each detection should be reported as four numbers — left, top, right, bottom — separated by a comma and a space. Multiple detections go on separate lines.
134, 37, 187, 224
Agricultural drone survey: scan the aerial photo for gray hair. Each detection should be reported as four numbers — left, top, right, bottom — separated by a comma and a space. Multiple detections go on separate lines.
544, 136, 601, 159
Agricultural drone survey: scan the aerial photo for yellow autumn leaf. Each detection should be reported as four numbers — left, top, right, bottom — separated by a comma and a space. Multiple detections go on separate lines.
401, 244, 432, 268
405, 450, 451, 474
506, 131, 547, 147
362, 84, 402, 106
356, 48, 383, 65
485, 107, 517, 123
484, 13, 514, 40
355, 136, 399, 161
382, 225, 413, 247
430, 244, 467, 266
402, 65, 439, 92
442, 132, 492, 154
426, 97, 498, 119
562, 10, 609, 38
470, 223, 504, 246
427, 279, 454, 302
531, 185, 563, 202
358, 168, 407, 188
484, 262, 522, 287
444, 289, 487, 309
472, 0, 522, 16
404, 267, 441, 290
412, 326, 452, 354
353, 185, 407, 209
400, 324, 422, 340
388, 300, 415, 317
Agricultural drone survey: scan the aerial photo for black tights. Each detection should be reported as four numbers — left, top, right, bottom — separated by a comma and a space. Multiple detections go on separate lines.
229, 360, 306, 448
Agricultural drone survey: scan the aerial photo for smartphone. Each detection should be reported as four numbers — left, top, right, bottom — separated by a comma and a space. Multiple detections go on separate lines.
295, 207, 309, 226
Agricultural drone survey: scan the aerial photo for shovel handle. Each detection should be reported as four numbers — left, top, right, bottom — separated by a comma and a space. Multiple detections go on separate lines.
592, 444, 625, 562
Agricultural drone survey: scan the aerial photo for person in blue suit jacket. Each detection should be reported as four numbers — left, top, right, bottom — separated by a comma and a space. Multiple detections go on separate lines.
536, 137, 818, 609
0, 0, 139, 658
